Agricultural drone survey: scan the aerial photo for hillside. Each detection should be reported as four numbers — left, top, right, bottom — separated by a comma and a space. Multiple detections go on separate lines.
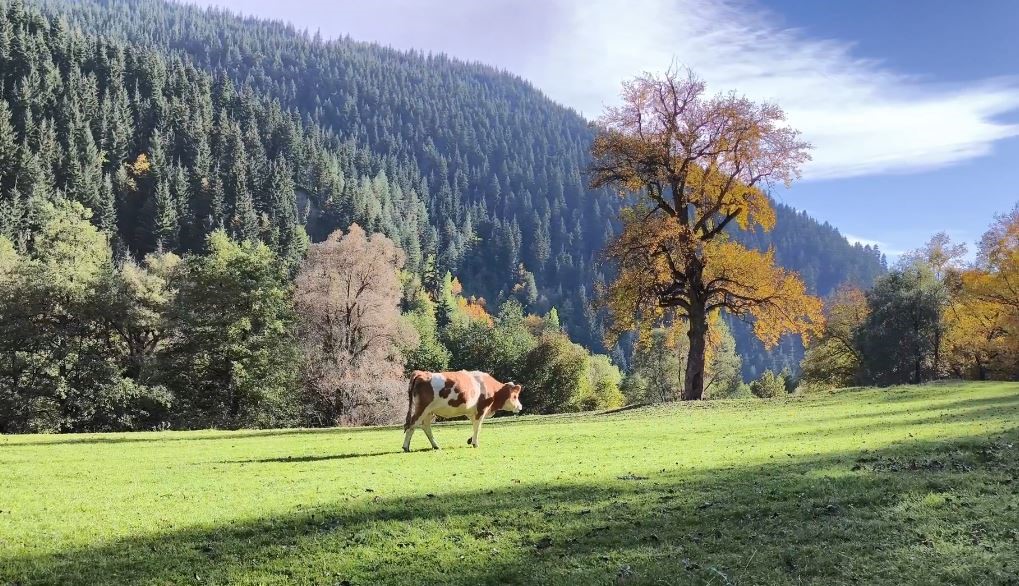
2, 382, 1017, 584
8, 0, 885, 364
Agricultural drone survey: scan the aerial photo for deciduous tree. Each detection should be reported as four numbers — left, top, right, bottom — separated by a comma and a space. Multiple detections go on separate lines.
591, 68, 821, 399
800, 286, 868, 389
157, 231, 299, 429
295, 224, 410, 426
946, 206, 1019, 379
856, 263, 947, 385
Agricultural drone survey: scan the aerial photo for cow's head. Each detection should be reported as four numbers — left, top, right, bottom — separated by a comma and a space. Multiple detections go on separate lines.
499, 383, 524, 413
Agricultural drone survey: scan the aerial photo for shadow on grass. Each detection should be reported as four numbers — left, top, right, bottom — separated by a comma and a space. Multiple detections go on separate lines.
0, 424, 406, 448
3, 428, 1018, 586
859, 381, 1014, 402
224, 449, 425, 464
803, 392, 1019, 427
773, 399, 1019, 444
0, 414, 525, 449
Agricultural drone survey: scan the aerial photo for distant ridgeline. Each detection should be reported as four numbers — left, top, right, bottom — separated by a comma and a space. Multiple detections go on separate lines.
6, 0, 886, 377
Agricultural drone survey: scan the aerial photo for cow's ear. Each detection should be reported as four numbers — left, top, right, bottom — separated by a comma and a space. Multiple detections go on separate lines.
514, 384, 523, 393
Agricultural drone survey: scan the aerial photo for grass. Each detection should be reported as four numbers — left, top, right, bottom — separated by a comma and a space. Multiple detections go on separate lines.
2, 382, 1018, 585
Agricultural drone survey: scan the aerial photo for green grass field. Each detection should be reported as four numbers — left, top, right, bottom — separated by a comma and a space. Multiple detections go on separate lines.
2, 382, 1018, 585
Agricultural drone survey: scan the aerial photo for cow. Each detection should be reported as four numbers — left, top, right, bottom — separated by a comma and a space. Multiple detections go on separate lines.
402, 370, 523, 452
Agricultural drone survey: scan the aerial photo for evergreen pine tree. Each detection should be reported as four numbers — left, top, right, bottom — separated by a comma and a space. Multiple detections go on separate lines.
0, 99, 17, 193
231, 189, 259, 243
96, 173, 117, 235
152, 178, 179, 250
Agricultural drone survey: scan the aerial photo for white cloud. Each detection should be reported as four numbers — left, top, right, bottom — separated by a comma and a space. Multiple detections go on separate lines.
844, 234, 884, 249
188, 0, 1019, 181
844, 234, 904, 258
530, 0, 1019, 180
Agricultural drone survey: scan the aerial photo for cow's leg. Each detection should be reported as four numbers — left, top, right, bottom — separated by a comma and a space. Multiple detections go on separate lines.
402, 424, 416, 452
403, 402, 430, 453
469, 414, 484, 448
421, 415, 440, 450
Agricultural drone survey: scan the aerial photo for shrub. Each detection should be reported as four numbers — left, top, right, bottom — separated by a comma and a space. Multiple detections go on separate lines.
620, 373, 650, 405
518, 333, 590, 414
580, 355, 625, 411
750, 370, 786, 399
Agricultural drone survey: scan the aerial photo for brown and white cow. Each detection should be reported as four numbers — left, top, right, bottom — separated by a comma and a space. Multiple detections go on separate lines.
403, 370, 523, 452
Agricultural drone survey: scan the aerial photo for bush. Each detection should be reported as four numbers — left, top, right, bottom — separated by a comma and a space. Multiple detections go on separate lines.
750, 370, 786, 398
620, 373, 650, 405
518, 333, 590, 414
580, 355, 625, 411
708, 381, 753, 400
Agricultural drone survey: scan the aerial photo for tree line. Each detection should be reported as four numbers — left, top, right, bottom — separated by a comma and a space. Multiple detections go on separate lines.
0, 198, 623, 433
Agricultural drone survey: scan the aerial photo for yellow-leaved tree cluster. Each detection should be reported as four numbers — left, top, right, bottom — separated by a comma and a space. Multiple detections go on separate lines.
945, 207, 1019, 379
801, 209, 1019, 388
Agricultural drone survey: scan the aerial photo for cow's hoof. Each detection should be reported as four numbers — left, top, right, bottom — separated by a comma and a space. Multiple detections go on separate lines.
402, 446, 410, 453
431, 445, 441, 450
466, 438, 473, 446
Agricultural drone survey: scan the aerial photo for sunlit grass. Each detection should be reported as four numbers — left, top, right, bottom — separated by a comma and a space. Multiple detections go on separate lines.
2, 382, 1018, 584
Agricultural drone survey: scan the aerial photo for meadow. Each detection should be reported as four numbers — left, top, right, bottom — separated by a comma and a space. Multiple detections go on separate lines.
2, 382, 1018, 585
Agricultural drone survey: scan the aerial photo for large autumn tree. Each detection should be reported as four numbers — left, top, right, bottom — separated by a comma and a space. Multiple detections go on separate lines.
591, 68, 823, 400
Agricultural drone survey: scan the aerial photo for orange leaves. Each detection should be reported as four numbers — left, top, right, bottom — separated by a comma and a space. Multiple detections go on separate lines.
591, 67, 809, 239
972, 206, 1019, 312
601, 206, 692, 339
602, 203, 824, 349
703, 240, 824, 347
130, 153, 151, 177
457, 296, 493, 326
946, 207, 1019, 378
736, 187, 776, 232
944, 269, 1018, 379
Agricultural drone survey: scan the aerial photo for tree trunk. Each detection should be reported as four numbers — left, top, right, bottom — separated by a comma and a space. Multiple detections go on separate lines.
933, 327, 942, 380
683, 302, 708, 400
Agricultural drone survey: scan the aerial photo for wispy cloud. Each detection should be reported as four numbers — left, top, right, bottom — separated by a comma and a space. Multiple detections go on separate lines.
188, 0, 1019, 181
844, 234, 903, 258
537, 0, 1019, 180
843, 234, 884, 249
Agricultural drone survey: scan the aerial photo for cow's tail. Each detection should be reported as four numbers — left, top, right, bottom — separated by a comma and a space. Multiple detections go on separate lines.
404, 371, 423, 431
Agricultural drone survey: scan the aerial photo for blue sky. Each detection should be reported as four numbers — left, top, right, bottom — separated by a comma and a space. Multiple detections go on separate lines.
187, 0, 1019, 259
764, 0, 1019, 257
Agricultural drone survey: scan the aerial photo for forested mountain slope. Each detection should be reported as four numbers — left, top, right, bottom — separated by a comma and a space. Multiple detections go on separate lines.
8, 0, 885, 370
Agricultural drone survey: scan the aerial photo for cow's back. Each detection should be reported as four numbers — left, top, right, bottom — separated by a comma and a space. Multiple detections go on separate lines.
470, 371, 505, 397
